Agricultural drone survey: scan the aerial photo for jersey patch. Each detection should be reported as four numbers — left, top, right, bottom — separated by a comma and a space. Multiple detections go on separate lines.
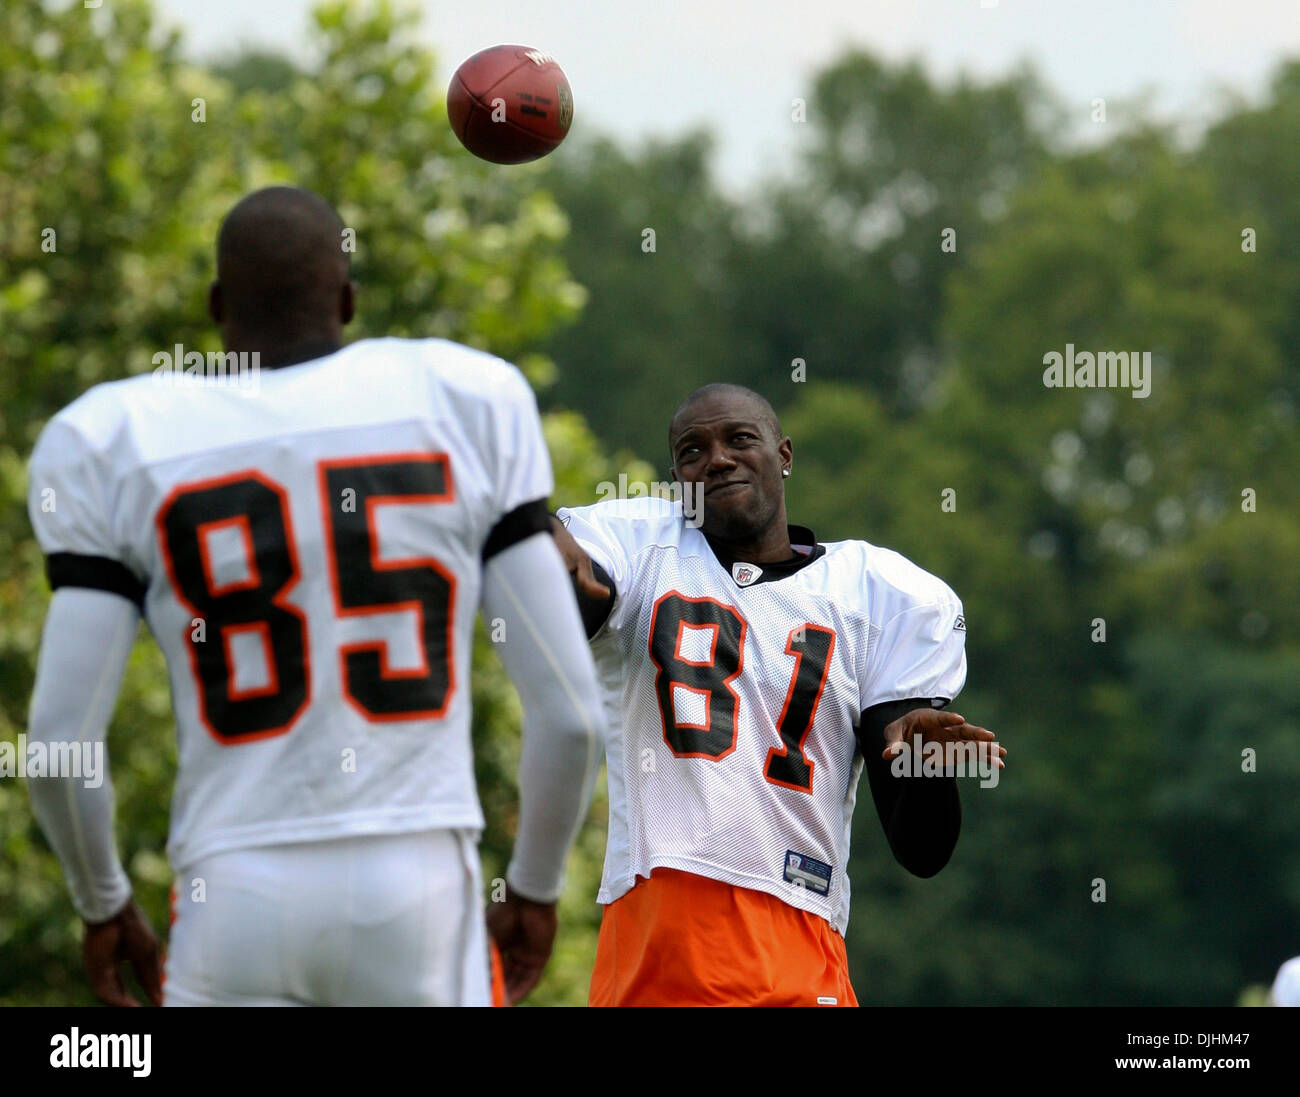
731, 562, 762, 586
783, 850, 832, 896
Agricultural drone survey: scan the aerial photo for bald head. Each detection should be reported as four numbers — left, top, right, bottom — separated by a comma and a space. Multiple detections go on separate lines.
667, 382, 792, 549
669, 383, 781, 454
212, 186, 352, 350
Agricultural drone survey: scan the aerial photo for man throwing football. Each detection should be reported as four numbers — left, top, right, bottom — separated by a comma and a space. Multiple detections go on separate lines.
553, 382, 1005, 1006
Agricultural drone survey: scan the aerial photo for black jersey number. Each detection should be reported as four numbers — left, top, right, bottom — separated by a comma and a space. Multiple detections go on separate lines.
647, 592, 834, 793
319, 454, 456, 721
157, 457, 455, 744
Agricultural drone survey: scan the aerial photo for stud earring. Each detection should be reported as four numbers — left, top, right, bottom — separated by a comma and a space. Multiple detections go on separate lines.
782, 468, 790, 478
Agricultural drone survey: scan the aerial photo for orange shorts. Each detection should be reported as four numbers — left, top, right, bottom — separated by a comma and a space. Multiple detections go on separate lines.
589, 868, 857, 1006
489, 939, 507, 1007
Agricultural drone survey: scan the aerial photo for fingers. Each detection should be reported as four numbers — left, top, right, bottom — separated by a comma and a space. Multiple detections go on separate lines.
90, 977, 138, 1007
119, 903, 165, 1007
506, 900, 555, 1004
954, 723, 1007, 767
947, 724, 1006, 768
956, 722, 996, 740
87, 958, 139, 1007
503, 954, 547, 1005
493, 927, 548, 1005
119, 903, 164, 1007
130, 941, 164, 1008
576, 574, 611, 601
883, 708, 961, 744
554, 522, 611, 600
923, 713, 1007, 752
881, 713, 1008, 769
487, 894, 557, 1004
84, 924, 131, 1006
84, 902, 163, 1007
573, 558, 610, 601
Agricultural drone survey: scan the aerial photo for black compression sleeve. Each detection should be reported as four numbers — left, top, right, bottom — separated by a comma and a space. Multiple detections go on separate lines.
577, 560, 616, 639
859, 697, 962, 878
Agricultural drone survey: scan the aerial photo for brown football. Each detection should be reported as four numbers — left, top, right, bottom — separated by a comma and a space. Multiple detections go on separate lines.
446, 44, 574, 164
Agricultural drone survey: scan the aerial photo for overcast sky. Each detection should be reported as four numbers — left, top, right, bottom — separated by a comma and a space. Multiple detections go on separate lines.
155, 0, 1300, 191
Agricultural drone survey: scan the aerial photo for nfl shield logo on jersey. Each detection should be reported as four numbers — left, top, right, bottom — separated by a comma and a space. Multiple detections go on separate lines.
732, 562, 762, 586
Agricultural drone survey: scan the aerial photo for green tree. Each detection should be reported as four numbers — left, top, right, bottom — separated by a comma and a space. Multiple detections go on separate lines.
540, 132, 750, 464
727, 54, 1056, 410
539, 53, 1056, 465
780, 115, 1298, 1003
1201, 61, 1300, 396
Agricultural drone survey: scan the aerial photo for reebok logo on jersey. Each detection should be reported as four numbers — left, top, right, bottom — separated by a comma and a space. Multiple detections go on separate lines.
954, 614, 966, 631
732, 562, 762, 586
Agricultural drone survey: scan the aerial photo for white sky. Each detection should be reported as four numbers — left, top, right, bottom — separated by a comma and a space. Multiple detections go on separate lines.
154, 0, 1300, 192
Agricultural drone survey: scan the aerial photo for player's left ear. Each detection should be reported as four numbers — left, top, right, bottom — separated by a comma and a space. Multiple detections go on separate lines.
208, 281, 223, 324
778, 436, 793, 473
340, 281, 357, 326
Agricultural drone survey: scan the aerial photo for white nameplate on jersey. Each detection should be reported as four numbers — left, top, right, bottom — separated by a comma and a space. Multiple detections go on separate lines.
784, 850, 832, 895
731, 562, 762, 586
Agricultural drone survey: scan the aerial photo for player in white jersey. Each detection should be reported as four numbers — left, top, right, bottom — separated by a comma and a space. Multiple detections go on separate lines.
25, 186, 606, 1006
552, 383, 1005, 1006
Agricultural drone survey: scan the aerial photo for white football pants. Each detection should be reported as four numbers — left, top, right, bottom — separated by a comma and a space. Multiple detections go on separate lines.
163, 829, 491, 1006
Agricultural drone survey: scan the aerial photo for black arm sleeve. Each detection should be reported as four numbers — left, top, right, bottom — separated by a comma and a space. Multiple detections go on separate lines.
482, 498, 552, 561
46, 552, 146, 611
859, 698, 962, 878
576, 560, 616, 640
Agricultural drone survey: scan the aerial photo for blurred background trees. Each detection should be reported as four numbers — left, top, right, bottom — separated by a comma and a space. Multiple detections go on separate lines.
1, 0, 1295, 1005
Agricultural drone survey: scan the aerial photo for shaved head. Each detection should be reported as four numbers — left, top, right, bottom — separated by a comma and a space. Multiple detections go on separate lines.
214, 186, 350, 338
668, 382, 792, 549
669, 383, 781, 454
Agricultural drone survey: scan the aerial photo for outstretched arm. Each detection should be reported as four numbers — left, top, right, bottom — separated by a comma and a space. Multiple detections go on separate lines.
859, 700, 1004, 878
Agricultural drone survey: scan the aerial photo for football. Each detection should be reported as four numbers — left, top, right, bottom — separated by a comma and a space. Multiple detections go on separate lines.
446, 44, 574, 164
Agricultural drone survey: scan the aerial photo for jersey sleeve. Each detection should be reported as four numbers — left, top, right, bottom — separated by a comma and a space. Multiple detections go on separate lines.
553, 501, 635, 588
481, 366, 555, 560
27, 417, 145, 608
555, 499, 670, 638
860, 562, 967, 710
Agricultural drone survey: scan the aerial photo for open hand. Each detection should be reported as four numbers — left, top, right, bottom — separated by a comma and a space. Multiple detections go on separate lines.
881, 708, 1006, 770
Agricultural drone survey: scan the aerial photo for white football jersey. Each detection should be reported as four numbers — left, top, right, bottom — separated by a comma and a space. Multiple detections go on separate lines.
27, 337, 553, 872
558, 496, 967, 934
